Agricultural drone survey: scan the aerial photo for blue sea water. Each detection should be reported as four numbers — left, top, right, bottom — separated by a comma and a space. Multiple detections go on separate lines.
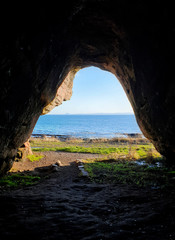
32, 114, 141, 139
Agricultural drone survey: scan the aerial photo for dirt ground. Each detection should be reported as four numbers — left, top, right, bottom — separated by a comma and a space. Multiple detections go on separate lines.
0, 151, 175, 240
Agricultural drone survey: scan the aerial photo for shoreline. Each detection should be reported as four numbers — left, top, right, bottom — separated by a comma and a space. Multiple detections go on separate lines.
31, 132, 144, 140
30, 133, 148, 145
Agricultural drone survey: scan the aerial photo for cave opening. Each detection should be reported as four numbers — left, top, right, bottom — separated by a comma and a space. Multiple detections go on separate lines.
8, 66, 163, 194
33, 66, 141, 139
51, 66, 133, 115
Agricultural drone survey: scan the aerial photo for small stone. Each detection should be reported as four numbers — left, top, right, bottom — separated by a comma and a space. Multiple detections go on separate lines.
51, 164, 59, 172
81, 169, 89, 177
56, 160, 62, 166
78, 165, 84, 169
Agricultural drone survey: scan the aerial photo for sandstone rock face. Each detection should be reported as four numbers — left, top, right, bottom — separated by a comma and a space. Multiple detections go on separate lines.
42, 69, 79, 115
0, 1, 175, 173
15, 140, 33, 162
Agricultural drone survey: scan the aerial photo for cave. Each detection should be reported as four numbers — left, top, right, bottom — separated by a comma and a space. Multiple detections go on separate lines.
1, 1, 175, 174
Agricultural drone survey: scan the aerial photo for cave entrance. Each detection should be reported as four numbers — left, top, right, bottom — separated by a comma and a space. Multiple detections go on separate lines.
29, 66, 162, 183
52, 66, 133, 115
33, 66, 141, 139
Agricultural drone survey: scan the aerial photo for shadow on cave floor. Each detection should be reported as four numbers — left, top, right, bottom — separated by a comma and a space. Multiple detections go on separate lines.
0, 160, 175, 240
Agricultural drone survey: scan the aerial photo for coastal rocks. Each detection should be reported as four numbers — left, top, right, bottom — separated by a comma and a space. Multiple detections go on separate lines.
0, 1, 175, 174
125, 133, 143, 138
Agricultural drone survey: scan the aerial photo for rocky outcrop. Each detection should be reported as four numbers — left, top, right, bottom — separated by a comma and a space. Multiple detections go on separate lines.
15, 140, 33, 162
0, 1, 175, 174
42, 68, 79, 115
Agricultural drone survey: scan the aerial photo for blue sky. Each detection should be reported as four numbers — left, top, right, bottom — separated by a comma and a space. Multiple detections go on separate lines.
49, 66, 133, 114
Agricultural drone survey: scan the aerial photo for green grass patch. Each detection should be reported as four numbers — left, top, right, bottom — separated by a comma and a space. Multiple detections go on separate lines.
0, 174, 41, 188
27, 154, 44, 162
32, 145, 131, 155
32, 144, 161, 161
83, 159, 173, 188
32, 145, 143, 154
55, 146, 130, 154
32, 147, 61, 152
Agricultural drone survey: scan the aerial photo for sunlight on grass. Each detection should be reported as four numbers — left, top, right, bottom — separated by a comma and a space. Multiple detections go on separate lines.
27, 154, 44, 162
32, 144, 161, 161
32, 146, 130, 154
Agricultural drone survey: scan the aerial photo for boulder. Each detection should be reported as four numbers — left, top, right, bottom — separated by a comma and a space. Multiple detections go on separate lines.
15, 140, 33, 162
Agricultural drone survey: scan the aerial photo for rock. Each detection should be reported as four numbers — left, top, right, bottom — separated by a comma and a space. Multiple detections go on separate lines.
55, 160, 62, 167
77, 162, 89, 177
125, 133, 143, 138
51, 164, 60, 172
0, 159, 13, 176
0, 1, 175, 174
15, 140, 33, 162
42, 68, 80, 115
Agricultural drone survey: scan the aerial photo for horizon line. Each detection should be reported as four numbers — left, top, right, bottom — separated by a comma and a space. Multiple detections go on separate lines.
47, 113, 134, 115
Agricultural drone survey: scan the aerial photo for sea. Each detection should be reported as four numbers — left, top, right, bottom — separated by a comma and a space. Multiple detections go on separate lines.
32, 114, 142, 139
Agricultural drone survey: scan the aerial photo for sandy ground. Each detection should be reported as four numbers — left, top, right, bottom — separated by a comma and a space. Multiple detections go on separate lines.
11, 151, 102, 172
0, 151, 175, 240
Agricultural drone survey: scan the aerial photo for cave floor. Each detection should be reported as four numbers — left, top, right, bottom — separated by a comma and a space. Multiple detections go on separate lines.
0, 152, 175, 240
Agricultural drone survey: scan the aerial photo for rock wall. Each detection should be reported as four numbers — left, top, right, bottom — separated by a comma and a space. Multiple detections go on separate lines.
42, 68, 79, 115
0, 1, 175, 174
